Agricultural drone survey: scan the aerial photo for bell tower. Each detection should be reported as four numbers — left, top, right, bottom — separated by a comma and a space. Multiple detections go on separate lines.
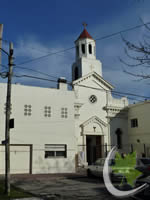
72, 24, 102, 81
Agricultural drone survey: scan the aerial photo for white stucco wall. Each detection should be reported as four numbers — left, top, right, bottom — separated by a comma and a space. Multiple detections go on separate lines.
128, 101, 150, 144
75, 38, 96, 60
74, 75, 110, 146
72, 36, 102, 81
127, 101, 150, 156
0, 83, 76, 174
72, 57, 102, 81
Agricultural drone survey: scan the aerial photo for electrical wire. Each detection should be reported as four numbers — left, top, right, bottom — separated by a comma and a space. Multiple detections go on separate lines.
76, 84, 150, 99
15, 21, 150, 66
17, 46, 75, 65
0, 64, 61, 80
14, 74, 58, 83
14, 65, 59, 80
0, 64, 70, 82
112, 93, 142, 102
1, 38, 73, 57
13, 73, 150, 100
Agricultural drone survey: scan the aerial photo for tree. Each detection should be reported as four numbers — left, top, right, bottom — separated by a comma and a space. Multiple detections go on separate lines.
120, 21, 150, 81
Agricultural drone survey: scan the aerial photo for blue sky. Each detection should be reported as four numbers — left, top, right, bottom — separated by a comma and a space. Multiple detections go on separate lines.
1, 0, 150, 101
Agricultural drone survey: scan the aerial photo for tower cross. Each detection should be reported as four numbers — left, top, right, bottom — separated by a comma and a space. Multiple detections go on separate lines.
82, 22, 88, 29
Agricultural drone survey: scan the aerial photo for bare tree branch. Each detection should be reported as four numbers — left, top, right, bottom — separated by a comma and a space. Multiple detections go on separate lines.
121, 21, 150, 80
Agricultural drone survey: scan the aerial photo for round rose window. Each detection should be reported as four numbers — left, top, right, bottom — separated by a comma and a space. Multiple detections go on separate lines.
89, 95, 97, 103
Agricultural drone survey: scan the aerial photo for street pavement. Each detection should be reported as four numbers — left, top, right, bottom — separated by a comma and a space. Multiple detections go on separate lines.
10, 174, 133, 200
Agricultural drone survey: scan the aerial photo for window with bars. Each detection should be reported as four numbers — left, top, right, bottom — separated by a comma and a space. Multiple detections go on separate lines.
24, 105, 32, 116
61, 107, 68, 118
45, 144, 67, 158
44, 106, 51, 117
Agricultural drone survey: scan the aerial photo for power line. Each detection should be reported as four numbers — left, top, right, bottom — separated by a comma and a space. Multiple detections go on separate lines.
14, 65, 59, 80
17, 46, 75, 65
0, 64, 61, 80
95, 22, 150, 41
13, 74, 150, 100
1, 64, 72, 82
1, 38, 73, 58
76, 84, 150, 99
14, 74, 58, 83
0, 64, 8, 69
112, 93, 141, 102
16, 21, 150, 66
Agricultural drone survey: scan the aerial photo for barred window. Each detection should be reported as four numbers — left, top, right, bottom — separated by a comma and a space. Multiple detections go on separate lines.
61, 107, 68, 118
44, 106, 51, 117
45, 144, 67, 158
24, 105, 32, 116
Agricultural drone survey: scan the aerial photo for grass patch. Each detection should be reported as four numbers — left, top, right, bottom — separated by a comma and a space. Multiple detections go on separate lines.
0, 179, 32, 200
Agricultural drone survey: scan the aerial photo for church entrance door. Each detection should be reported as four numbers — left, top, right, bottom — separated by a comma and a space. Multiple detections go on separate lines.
86, 135, 104, 165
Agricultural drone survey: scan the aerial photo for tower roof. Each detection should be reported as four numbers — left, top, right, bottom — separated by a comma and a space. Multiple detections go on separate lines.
76, 28, 93, 41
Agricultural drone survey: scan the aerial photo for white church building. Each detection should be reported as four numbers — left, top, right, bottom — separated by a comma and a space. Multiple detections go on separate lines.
0, 27, 129, 174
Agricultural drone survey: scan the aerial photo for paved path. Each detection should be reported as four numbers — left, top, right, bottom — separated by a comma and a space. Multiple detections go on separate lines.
10, 174, 133, 200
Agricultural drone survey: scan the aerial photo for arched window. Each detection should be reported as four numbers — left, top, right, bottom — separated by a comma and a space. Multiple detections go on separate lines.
89, 44, 92, 54
115, 128, 122, 149
74, 67, 79, 80
81, 44, 85, 54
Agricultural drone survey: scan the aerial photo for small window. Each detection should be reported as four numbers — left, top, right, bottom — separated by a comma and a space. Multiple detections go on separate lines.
24, 105, 32, 116
89, 44, 92, 54
61, 107, 68, 118
81, 44, 85, 54
131, 118, 138, 128
45, 144, 67, 158
44, 106, 51, 117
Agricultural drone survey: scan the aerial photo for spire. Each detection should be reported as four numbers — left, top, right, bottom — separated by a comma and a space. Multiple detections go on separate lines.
76, 23, 93, 41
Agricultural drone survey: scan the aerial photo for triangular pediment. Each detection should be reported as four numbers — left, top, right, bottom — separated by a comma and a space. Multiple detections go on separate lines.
80, 116, 107, 128
73, 71, 114, 90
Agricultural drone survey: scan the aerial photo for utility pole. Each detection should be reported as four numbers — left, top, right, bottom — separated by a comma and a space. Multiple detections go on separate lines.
5, 42, 14, 195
